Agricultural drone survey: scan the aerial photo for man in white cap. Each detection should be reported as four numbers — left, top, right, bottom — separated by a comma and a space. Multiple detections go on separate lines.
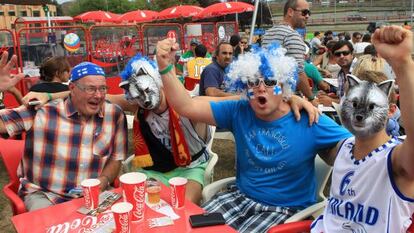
0, 62, 127, 211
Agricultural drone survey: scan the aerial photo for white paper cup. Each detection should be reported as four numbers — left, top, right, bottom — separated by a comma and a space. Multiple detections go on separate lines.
168, 177, 187, 208
81, 178, 101, 210
119, 172, 147, 222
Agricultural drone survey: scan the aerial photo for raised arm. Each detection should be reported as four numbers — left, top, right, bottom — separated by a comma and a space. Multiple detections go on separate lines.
373, 26, 414, 180
0, 52, 24, 92
156, 39, 216, 126
106, 94, 137, 113
22, 91, 70, 110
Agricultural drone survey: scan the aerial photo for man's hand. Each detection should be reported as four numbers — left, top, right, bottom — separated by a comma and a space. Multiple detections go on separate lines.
289, 95, 320, 126
22, 92, 50, 110
317, 94, 334, 106
156, 38, 179, 71
372, 26, 412, 67
0, 51, 24, 92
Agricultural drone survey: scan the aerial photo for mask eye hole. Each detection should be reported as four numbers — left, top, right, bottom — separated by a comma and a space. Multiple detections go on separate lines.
352, 101, 357, 108
144, 87, 150, 93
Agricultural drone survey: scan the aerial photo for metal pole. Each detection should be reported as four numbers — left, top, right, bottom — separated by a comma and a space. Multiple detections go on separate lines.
411, 0, 413, 25
249, 0, 260, 44
334, 0, 336, 24
235, 0, 238, 28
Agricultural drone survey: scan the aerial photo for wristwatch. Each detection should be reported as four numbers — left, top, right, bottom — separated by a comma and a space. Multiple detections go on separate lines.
308, 95, 317, 101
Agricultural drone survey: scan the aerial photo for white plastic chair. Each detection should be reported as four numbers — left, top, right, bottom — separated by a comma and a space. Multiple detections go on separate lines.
201, 155, 332, 223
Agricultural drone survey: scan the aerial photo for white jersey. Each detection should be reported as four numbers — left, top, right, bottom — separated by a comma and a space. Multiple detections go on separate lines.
145, 109, 211, 167
311, 137, 414, 233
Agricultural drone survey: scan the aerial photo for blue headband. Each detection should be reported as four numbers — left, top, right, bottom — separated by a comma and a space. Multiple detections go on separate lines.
70, 62, 105, 82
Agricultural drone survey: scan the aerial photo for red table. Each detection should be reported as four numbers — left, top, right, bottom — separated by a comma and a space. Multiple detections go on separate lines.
11, 186, 237, 233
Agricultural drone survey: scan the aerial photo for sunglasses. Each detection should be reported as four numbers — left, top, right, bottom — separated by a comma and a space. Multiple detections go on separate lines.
247, 78, 278, 88
334, 50, 352, 57
293, 9, 311, 16
240, 41, 248, 44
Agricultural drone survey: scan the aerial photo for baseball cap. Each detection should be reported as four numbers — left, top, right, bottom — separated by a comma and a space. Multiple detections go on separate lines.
70, 62, 105, 82
190, 38, 200, 46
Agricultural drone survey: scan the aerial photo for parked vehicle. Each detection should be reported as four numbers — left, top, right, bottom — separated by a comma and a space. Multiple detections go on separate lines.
347, 14, 367, 21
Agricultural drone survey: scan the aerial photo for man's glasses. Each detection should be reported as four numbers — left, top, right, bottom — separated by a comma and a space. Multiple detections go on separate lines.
247, 78, 278, 88
293, 9, 311, 16
334, 50, 352, 57
74, 82, 108, 95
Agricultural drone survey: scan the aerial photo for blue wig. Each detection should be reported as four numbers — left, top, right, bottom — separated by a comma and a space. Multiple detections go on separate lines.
120, 54, 159, 82
224, 42, 298, 99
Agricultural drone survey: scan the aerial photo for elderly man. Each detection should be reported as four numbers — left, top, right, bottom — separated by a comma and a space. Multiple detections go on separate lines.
155, 38, 351, 232
262, 0, 316, 105
0, 62, 127, 211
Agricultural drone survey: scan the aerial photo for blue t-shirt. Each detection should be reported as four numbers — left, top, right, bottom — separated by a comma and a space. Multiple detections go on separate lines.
199, 61, 225, 96
210, 100, 351, 209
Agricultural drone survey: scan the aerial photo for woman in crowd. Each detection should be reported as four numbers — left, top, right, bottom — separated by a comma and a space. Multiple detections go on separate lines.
30, 56, 71, 93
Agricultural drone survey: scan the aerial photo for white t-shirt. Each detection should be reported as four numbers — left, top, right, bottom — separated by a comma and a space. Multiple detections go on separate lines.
145, 109, 211, 166
354, 42, 371, 54
310, 37, 322, 54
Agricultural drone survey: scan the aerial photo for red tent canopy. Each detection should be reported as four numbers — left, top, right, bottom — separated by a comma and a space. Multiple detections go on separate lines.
74, 11, 119, 23
158, 5, 204, 20
195, 2, 254, 19
118, 10, 159, 23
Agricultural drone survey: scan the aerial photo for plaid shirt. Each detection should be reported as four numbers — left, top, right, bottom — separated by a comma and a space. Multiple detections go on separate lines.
0, 97, 127, 203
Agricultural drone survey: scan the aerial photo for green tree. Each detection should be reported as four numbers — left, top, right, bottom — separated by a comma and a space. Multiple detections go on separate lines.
151, 0, 199, 11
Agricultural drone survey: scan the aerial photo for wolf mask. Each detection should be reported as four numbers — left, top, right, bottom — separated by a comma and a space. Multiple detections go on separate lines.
340, 74, 394, 138
119, 55, 162, 110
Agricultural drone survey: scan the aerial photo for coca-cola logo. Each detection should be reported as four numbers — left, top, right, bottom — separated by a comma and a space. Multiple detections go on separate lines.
45, 213, 114, 233
132, 185, 145, 218
83, 189, 91, 208
171, 189, 177, 208
118, 213, 130, 233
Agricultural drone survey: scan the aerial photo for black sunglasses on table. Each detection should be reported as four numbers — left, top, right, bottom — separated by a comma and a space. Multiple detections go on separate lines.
293, 8, 311, 16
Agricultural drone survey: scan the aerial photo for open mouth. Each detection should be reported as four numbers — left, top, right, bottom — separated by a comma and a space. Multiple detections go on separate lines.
88, 101, 100, 109
258, 96, 267, 105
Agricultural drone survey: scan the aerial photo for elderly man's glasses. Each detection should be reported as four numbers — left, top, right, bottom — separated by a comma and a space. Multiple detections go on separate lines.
247, 78, 278, 88
74, 82, 108, 94
293, 9, 311, 16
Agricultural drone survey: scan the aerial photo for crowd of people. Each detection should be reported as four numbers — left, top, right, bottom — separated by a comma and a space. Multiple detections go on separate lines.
0, 0, 414, 232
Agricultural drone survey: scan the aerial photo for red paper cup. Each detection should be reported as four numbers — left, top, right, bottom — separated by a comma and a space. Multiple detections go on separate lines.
119, 172, 147, 222
168, 177, 187, 208
111, 202, 133, 233
81, 178, 101, 210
